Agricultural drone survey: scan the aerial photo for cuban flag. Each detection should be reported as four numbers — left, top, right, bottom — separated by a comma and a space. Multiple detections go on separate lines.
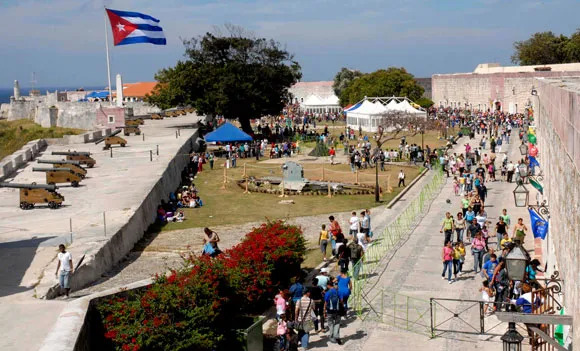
105, 8, 166, 46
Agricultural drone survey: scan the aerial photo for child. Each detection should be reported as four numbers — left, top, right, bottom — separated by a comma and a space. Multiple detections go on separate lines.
480, 280, 495, 316
274, 289, 287, 321
277, 314, 288, 351
453, 242, 465, 278
453, 176, 459, 196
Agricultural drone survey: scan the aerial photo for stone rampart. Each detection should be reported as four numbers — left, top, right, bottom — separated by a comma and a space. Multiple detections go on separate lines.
432, 71, 580, 113
44, 129, 201, 299
0, 139, 47, 181
535, 77, 580, 348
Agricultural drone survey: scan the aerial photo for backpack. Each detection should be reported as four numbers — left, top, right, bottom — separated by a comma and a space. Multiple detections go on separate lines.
326, 289, 340, 313
349, 242, 362, 260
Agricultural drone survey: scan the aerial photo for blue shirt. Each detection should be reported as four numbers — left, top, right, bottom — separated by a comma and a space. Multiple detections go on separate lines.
483, 260, 498, 280
465, 211, 475, 221
336, 275, 351, 293
526, 265, 537, 280
289, 283, 303, 301
324, 288, 340, 312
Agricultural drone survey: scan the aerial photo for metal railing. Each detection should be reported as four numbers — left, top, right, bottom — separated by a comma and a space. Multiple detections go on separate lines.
349, 165, 445, 327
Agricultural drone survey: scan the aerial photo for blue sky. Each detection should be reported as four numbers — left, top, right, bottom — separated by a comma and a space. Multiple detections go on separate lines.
1, 0, 579, 88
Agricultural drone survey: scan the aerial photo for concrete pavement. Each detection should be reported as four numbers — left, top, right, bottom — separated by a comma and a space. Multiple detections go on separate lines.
306, 130, 536, 350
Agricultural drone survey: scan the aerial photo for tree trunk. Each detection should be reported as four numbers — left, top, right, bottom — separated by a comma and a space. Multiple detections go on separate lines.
238, 117, 253, 135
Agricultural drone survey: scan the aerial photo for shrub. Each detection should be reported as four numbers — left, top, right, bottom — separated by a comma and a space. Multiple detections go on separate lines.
98, 221, 305, 351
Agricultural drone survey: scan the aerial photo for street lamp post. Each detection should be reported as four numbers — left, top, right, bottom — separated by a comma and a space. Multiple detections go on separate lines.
501, 322, 524, 351
519, 142, 528, 156
512, 181, 529, 208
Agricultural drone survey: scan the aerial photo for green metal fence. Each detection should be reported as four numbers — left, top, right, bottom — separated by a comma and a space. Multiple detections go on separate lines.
349, 165, 445, 334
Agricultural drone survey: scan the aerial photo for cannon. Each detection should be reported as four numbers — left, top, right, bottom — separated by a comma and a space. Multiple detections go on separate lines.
122, 125, 141, 136
0, 182, 64, 209
37, 159, 87, 178
33, 167, 82, 187
151, 113, 163, 120
95, 129, 126, 149
52, 151, 96, 168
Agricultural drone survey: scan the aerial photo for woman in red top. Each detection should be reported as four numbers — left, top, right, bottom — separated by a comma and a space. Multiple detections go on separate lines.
441, 241, 454, 283
328, 215, 342, 254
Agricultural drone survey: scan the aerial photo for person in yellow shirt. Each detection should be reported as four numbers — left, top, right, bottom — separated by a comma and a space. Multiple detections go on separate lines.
318, 224, 330, 261
500, 232, 513, 250
453, 242, 466, 278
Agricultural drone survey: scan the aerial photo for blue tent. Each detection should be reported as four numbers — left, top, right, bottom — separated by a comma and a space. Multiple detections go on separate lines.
85, 91, 110, 99
204, 122, 253, 142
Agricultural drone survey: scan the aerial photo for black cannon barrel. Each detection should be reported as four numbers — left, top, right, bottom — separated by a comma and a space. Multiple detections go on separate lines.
0, 182, 58, 191
52, 151, 91, 156
38, 159, 82, 166
110, 129, 122, 137
32, 167, 73, 172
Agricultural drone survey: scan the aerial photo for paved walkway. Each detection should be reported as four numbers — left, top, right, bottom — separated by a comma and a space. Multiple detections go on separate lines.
306, 130, 536, 350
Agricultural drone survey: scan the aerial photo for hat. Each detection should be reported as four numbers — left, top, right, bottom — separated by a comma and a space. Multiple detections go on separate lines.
320, 268, 329, 274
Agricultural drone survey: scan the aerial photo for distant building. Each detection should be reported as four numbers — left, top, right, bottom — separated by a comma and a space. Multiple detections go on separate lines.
288, 81, 341, 113
414, 78, 432, 99
432, 62, 580, 113
119, 82, 158, 102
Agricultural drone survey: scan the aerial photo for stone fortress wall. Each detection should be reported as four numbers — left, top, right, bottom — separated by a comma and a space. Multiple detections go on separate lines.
432, 62, 580, 113
0, 81, 160, 130
534, 76, 580, 348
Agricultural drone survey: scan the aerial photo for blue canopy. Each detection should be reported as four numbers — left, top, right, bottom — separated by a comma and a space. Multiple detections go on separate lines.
344, 101, 362, 112
204, 122, 253, 143
85, 91, 110, 99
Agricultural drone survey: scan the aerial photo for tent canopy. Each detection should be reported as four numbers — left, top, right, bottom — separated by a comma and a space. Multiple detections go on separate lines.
204, 122, 253, 143
85, 91, 110, 99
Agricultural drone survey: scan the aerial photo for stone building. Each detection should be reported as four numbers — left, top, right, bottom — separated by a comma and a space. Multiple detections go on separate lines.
533, 76, 580, 348
432, 62, 580, 113
414, 77, 432, 99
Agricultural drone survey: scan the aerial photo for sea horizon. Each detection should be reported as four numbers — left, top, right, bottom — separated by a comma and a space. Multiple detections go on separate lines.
0, 86, 106, 104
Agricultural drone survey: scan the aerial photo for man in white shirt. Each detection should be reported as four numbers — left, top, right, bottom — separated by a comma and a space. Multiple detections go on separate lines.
398, 170, 406, 187
55, 244, 73, 298
349, 211, 359, 237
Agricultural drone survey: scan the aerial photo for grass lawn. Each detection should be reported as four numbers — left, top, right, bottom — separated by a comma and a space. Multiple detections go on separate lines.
161, 158, 421, 231
0, 119, 84, 159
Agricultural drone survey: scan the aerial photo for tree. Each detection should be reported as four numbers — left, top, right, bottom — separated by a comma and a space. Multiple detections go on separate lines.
339, 68, 424, 106
564, 29, 580, 63
415, 97, 434, 108
332, 67, 363, 97
511, 31, 573, 65
146, 27, 302, 134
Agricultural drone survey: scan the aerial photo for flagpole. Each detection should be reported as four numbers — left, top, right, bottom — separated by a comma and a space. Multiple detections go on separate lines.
104, 8, 113, 106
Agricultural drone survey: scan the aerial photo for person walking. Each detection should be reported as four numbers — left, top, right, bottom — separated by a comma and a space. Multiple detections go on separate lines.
336, 269, 352, 310
455, 212, 466, 242
310, 279, 325, 332
348, 211, 359, 238
294, 289, 314, 350
324, 281, 343, 345
398, 169, 406, 187
440, 212, 455, 245
347, 239, 364, 279
318, 224, 329, 261
472, 232, 486, 273
55, 244, 73, 298
441, 241, 454, 284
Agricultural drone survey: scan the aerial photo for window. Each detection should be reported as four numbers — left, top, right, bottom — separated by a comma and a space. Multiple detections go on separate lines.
108, 115, 115, 123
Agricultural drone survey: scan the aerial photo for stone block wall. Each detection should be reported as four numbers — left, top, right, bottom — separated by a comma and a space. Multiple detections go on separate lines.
432, 71, 580, 112
535, 77, 580, 348
0, 139, 47, 181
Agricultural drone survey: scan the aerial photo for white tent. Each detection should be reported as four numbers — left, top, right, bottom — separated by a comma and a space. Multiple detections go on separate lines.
346, 97, 427, 132
300, 94, 341, 113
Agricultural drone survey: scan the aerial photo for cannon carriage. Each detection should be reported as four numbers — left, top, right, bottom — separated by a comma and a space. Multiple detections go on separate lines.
0, 182, 64, 209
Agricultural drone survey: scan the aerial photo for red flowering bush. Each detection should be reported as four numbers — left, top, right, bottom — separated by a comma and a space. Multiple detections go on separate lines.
98, 221, 305, 351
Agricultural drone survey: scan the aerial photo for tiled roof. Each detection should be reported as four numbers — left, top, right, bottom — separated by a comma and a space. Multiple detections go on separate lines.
122, 82, 158, 98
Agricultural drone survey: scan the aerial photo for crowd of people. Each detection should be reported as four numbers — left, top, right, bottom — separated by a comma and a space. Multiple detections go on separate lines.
434, 109, 545, 336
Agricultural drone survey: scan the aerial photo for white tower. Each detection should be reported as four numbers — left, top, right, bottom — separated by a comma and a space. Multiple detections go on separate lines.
116, 74, 124, 107
13, 80, 21, 99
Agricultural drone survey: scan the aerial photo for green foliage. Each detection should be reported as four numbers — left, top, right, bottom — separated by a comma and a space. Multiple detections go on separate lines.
332, 67, 363, 97
511, 29, 580, 65
0, 120, 83, 159
98, 221, 305, 351
339, 67, 424, 106
146, 27, 302, 133
415, 97, 434, 108
308, 141, 330, 157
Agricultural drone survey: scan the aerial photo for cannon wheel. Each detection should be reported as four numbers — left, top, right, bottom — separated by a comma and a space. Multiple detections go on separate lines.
71, 181, 79, 188
48, 201, 57, 209
20, 202, 29, 210
136, 131, 141, 135
121, 143, 126, 147
124, 133, 130, 136
88, 164, 94, 168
